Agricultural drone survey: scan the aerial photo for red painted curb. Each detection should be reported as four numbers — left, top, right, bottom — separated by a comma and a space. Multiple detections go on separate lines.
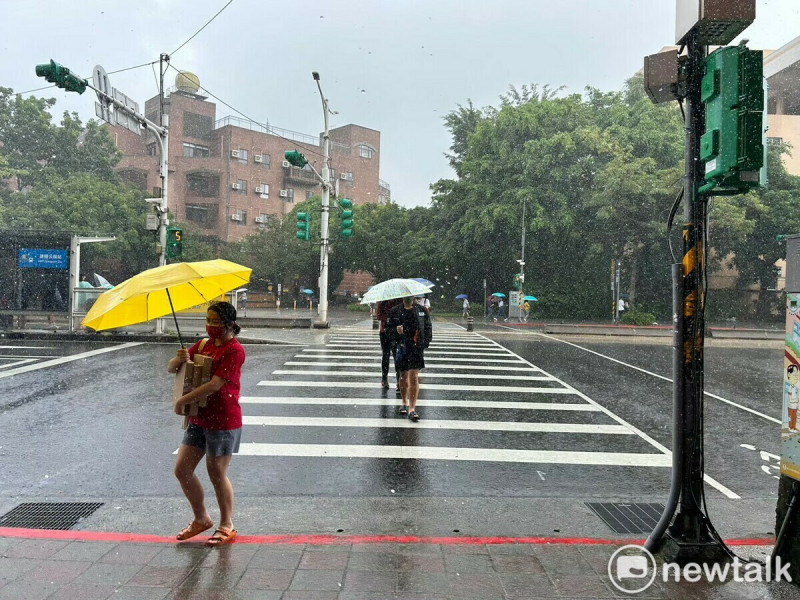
0, 527, 775, 547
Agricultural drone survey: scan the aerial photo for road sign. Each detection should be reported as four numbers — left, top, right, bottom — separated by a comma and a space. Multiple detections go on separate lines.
112, 88, 141, 135
18, 248, 68, 269
92, 65, 113, 124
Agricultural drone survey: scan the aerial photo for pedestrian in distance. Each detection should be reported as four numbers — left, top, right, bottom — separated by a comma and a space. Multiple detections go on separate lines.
240, 291, 247, 317
462, 297, 470, 319
617, 297, 627, 323
376, 298, 401, 391
498, 298, 507, 321
387, 296, 433, 421
486, 296, 494, 321
522, 300, 531, 323
168, 301, 246, 547
416, 294, 431, 311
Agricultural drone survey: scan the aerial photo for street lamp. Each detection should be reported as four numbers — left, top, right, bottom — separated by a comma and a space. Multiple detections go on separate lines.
313, 71, 332, 327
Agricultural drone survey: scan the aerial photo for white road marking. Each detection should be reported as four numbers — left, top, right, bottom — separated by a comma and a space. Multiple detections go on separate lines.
305, 349, 513, 357
323, 344, 508, 352
257, 380, 577, 394
0, 345, 57, 349
295, 355, 526, 364
533, 332, 781, 425
284, 361, 540, 372
242, 415, 632, 434
475, 331, 741, 499
0, 343, 143, 379
0, 359, 37, 369
239, 396, 600, 411
272, 369, 553, 381
233, 443, 673, 466
0, 355, 59, 359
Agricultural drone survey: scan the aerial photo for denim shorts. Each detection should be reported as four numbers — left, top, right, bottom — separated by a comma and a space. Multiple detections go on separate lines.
182, 423, 242, 456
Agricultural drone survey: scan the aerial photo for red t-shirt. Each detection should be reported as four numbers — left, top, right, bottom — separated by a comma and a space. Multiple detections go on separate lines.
187, 337, 245, 430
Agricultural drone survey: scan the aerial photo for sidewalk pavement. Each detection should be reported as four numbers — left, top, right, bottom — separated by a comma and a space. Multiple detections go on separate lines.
0, 532, 791, 599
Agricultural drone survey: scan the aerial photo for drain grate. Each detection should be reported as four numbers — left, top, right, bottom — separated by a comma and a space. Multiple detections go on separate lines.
585, 502, 664, 534
0, 502, 103, 530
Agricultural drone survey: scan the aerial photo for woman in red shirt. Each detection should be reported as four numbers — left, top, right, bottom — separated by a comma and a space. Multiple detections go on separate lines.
167, 301, 246, 547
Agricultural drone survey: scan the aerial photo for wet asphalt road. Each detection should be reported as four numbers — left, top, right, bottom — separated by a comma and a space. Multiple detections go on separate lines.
0, 326, 783, 508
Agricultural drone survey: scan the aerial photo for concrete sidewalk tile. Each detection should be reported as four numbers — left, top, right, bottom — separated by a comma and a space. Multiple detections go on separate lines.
178, 565, 246, 589
341, 569, 396, 592
72, 562, 143, 586
0, 580, 64, 600
107, 588, 171, 600
288, 568, 344, 591
5, 538, 70, 559
576, 544, 616, 575
47, 584, 117, 600
126, 565, 193, 587
490, 554, 546, 574
50, 541, 119, 562
396, 553, 445, 573
338, 594, 447, 600
397, 543, 443, 556
98, 543, 162, 564
175, 589, 281, 600
442, 543, 490, 555
446, 572, 504, 599
198, 545, 257, 570
281, 591, 340, 600
298, 550, 349, 570
549, 573, 618, 598
235, 568, 294, 590
20, 559, 91, 585
346, 550, 397, 571
304, 543, 351, 553
350, 542, 399, 553
499, 573, 558, 597
248, 549, 303, 570
147, 545, 208, 567
443, 552, 494, 573
0, 556, 42, 583
0, 537, 22, 555
531, 545, 594, 575
395, 571, 449, 595
487, 543, 533, 556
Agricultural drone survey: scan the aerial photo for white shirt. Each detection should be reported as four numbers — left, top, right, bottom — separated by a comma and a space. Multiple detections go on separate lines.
618, 299, 626, 311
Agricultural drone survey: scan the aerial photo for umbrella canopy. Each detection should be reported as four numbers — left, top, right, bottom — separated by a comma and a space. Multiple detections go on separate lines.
491, 292, 507, 298
455, 294, 469, 300
94, 273, 114, 289
523, 296, 538, 301
82, 259, 252, 332
411, 277, 435, 288
302, 289, 314, 295
360, 278, 432, 304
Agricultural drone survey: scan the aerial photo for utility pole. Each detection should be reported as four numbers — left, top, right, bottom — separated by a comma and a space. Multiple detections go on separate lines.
520, 198, 526, 290
313, 71, 331, 328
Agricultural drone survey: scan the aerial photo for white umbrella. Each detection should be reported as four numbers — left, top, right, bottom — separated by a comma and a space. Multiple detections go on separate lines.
94, 273, 114, 289
360, 278, 432, 304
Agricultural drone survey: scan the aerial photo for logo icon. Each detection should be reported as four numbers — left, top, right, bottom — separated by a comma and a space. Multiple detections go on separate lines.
608, 544, 657, 594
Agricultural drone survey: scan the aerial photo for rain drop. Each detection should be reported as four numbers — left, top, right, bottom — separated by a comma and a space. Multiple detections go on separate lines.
361, 89, 366, 95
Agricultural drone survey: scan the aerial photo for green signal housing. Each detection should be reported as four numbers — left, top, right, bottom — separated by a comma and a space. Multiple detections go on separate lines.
285, 150, 308, 168
166, 226, 183, 258
699, 44, 765, 194
296, 212, 312, 241
339, 198, 353, 237
35, 60, 87, 94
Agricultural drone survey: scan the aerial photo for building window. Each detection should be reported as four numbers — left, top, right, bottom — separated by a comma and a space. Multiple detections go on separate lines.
118, 169, 148, 191
235, 179, 247, 194
306, 190, 314, 200
186, 172, 219, 197
768, 137, 784, 145
232, 209, 247, 225
183, 112, 213, 139
258, 153, 270, 167
186, 204, 212, 225
286, 188, 294, 203
258, 183, 269, 197
183, 142, 210, 157
146, 143, 158, 156
358, 145, 373, 159
256, 213, 270, 227
342, 172, 354, 181
238, 149, 248, 164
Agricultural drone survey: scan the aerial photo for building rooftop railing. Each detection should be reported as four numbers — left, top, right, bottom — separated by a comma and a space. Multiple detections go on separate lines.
215, 115, 352, 154
379, 179, 391, 191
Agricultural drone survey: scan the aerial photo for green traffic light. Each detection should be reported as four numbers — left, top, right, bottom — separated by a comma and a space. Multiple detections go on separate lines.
296, 212, 311, 241
341, 229, 353, 238
339, 198, 353, 209
35, 59, 87, 94
285, 150, 308, 168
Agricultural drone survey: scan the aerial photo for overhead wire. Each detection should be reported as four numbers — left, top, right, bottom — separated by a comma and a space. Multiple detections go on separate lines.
171, 0, 236, 57
16, 60, 159, 96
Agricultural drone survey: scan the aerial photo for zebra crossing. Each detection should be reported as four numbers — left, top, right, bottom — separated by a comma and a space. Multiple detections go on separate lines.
232, 322, 696, 491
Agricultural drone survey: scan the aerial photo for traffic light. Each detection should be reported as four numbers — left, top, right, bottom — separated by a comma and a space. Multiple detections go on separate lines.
166, 227, 183, 258
296, 212, 312, 241
339, 198, 353, 238
34, 60, 87, 94
285, 150, 308, 168
699, 44, 765, 194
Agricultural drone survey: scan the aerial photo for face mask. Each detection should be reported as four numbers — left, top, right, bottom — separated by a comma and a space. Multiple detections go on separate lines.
206, 325, 225, 338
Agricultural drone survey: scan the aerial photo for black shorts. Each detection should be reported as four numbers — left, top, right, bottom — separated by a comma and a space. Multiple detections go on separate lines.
396, 343, 424, 372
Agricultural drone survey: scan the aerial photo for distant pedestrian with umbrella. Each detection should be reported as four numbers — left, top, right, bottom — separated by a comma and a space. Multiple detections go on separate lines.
376, 297, 401, 391
387, 296, 432, 421
168, 301, 245, 547
457, 294, 470, 319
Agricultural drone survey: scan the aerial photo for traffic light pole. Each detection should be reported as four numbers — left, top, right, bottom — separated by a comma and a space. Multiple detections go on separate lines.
314, 73, 331, 328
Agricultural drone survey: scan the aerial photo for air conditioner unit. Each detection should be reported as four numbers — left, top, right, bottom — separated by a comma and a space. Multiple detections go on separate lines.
255, 185, 267, 194
255, 215, 268, 224
231, 182, 241, 190
230, 149, 240, 158
282, 160, 291, 168
254, 154, 264, 163
231, 214, 242, 221
340, 173, 348, 180
279, 189, 288, 198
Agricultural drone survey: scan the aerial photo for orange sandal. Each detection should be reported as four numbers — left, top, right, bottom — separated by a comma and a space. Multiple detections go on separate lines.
206, 527, 237, 547
176, 520, 213, 541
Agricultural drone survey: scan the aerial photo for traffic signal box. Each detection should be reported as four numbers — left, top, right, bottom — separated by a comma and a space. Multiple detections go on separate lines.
166, 227, 183, 258
699, 45, 764, 194
35, 60, 87, 94
339, 198, 353, 238
285, 150, 308, 168
297, 212, 312, 241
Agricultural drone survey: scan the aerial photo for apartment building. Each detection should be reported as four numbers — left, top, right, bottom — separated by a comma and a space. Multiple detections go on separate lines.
110, 72, 390, 243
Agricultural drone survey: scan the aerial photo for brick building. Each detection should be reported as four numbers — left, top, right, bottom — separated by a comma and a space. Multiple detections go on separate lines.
110, 72, 390, 244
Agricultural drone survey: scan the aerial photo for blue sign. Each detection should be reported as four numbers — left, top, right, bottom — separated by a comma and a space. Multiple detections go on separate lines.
18, 248, 69, 270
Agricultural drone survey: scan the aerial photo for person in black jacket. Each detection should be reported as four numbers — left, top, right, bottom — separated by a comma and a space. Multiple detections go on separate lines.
386, 296, 432, 421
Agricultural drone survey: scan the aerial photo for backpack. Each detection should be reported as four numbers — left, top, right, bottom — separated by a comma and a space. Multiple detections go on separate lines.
416, 307, 432, 349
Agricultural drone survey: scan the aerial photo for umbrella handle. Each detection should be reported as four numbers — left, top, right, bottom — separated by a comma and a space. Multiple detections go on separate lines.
165, 288, 185, 348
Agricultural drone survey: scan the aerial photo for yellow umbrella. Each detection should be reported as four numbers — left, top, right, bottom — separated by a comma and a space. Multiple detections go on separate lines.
82, 259, 252, 343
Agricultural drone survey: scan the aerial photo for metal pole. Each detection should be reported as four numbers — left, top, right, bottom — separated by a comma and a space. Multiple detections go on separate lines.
662, 29, 726, 564
315, 73, 331, 327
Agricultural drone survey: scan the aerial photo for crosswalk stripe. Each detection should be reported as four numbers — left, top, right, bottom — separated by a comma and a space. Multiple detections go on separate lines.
0, 358, 38, 369
284, 361, 539, 372
239, 397, 600, 411
0, 345, 57, 349
242, 415, 632, 434
257, 380, 576, 394
272, 370, 554, 381
305, 349, 512, 357
295, 355, 526, 364
324, 344, 501, 351
234, 443, 673, 466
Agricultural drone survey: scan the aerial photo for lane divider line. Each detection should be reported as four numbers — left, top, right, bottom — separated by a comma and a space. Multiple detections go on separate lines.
0, 342, 143, 379
238, 397, 601, 411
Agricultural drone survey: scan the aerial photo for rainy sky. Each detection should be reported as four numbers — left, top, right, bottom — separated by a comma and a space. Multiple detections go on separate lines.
4, 0, 798, 207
